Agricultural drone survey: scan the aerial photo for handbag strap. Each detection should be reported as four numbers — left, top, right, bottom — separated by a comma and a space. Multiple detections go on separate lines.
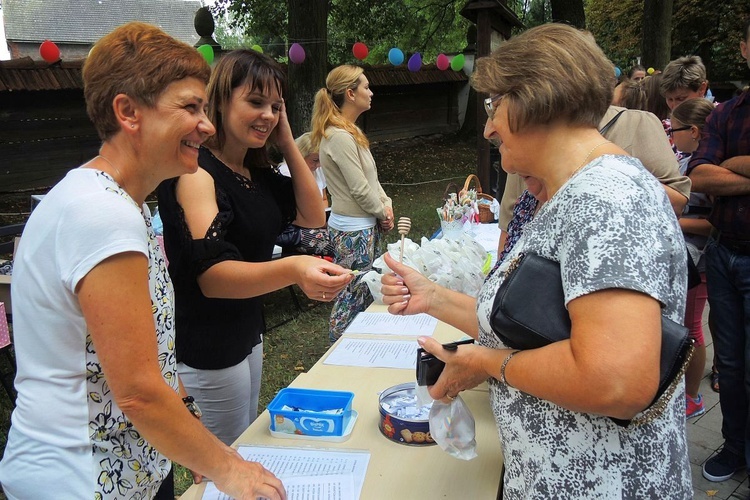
598, 109, 626, 137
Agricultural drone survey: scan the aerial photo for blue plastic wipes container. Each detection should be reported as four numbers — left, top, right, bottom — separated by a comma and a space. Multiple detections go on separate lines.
268, 388, 354, 437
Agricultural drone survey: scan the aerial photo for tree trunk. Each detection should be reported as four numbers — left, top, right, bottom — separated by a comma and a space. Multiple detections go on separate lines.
641, 0, 673, 71
550, 0, 585, 29
287, 0, 328, 136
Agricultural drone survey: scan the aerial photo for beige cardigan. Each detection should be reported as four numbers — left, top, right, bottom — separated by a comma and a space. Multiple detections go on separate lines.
320, 127, 392, 220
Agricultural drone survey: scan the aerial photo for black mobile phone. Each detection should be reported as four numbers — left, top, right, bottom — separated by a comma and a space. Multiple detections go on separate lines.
416, 338, 474, 386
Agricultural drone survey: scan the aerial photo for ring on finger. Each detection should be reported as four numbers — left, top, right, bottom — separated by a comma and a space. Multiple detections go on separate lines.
447, 394, 456, 401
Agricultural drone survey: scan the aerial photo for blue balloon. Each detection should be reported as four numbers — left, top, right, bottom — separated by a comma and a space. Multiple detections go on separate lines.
388, 48, 404, 66
614, 66, 622, 78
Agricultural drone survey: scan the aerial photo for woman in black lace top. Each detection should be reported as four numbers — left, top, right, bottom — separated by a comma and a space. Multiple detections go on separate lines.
157, 50, 352, 446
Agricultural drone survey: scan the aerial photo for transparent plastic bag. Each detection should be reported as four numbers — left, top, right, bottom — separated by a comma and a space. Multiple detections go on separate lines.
428, 396, 478, 460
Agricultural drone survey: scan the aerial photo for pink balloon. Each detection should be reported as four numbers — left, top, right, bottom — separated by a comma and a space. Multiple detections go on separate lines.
289, 43, 305, 64
39, 40, 60, 63
436, 53, 449, 71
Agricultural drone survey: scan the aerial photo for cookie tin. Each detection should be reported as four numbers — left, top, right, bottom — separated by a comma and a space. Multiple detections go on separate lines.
378, 382, 435, 446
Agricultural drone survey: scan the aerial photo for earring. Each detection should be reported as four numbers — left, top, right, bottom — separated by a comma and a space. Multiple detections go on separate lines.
131, 124, 135, 129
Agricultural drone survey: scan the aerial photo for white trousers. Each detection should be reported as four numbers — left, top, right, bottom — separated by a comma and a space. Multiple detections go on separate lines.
178, 344, 264, 446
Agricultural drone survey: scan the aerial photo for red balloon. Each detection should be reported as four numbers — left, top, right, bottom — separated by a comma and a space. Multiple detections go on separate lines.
39, 40, 60, 63
352, 42, 369, 61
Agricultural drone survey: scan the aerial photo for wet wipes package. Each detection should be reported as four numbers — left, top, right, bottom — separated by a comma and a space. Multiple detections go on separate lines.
268, 388, 354, 438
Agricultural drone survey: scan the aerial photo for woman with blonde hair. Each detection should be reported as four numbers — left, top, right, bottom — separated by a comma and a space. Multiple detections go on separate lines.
382, 23, 690, 498
275, 132, 333, 256
311, 65, 394, 342
613, 78, 647, 110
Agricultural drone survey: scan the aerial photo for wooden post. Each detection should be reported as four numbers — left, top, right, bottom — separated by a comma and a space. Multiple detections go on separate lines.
476, 11, 492, 194
460, 0, 524, 201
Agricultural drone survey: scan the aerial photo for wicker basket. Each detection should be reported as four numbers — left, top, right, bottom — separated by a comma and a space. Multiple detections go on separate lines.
461, 174, 496, 223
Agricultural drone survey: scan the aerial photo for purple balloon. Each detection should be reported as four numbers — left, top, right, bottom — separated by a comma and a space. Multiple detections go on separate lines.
289, 43, 305, 64
407, 53, 422, 72
436, 53, 449, 71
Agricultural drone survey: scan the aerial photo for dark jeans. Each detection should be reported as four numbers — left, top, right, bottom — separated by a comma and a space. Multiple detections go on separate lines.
706, 239, 750, 469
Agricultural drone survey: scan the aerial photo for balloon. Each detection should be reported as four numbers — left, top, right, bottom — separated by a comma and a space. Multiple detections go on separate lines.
352, 42, 368, 60
197, 44, 214, 65
407, 53, 422, 72
39, 40, 60, 63
436, 53, 450, 71
388, 48, 404, 66
647, 67, 655, 75
614, 66, 622, 78
289, 43, 305, 64
251, 44, 263, 54
450, 53, 465, 71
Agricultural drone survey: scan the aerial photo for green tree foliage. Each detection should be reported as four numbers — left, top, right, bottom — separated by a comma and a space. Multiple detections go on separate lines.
671, 0, 750, 82
212, 0, 472, 65
586, 0, 642, 70
587, 0, 750, 81
525, 0, 552, 28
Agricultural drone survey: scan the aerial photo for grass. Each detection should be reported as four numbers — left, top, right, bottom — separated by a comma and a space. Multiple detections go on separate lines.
0, 132, 479, 497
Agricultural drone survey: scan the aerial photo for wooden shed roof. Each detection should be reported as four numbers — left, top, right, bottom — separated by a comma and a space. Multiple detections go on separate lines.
364, 64, 468, 87
0, 57, 469, 93
0, 57, 84, 92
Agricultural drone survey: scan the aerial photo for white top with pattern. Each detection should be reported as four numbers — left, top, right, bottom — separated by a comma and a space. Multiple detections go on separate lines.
0, 169, 176, 498
478, 155, 691, 499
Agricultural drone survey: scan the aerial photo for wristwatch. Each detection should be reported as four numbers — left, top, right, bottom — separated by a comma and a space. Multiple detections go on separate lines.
182, 396, 203, 419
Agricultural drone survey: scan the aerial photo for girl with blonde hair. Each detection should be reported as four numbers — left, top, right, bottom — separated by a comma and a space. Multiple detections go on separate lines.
311, 65, 394, 342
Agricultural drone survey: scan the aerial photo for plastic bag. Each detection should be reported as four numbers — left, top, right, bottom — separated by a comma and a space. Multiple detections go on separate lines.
363, 236, 490, 300
361, 270, 385, 304
429, 396, 478, 460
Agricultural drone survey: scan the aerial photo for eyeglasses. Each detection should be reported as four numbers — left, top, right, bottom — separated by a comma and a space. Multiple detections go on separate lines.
668, 126, 691, 136
484, 94, 504, 119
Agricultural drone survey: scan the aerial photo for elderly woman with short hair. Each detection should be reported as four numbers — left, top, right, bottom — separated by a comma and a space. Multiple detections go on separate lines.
381, 24, 691, 498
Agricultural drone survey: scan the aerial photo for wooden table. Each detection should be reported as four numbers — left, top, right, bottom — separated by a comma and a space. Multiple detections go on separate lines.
180, 305, 503, 499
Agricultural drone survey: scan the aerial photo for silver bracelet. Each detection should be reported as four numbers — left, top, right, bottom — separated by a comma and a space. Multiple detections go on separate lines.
500, 350, 520, 387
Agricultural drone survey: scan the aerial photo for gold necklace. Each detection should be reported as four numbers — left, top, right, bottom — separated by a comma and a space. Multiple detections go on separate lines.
569, 140, 611, 179
97, 154, 123, 186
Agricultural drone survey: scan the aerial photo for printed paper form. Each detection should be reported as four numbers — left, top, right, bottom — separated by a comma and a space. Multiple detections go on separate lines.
323, 338, 418, 369
201, 446, 370, 500
343, 312, 437, 336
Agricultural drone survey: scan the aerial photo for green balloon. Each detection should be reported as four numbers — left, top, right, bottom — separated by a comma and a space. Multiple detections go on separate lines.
450, 53, 465, 72
197, 44, 214, 65
251, 44, 264, 54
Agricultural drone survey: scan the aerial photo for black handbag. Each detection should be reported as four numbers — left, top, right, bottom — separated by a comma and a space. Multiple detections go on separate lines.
490, 252, 693, 426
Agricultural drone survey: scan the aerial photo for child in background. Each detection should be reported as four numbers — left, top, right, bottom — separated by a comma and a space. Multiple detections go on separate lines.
670, 97, 716, 418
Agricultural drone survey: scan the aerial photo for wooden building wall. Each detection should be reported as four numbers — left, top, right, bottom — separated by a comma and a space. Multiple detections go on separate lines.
362, 82, 461, 142
0, 89, 100, 192
0, 81, 465, 192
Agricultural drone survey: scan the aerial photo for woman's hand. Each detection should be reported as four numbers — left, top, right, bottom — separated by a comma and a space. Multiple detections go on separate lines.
268, 99, 295, 151
417, 336, 490, 402
214, 453, 287, 500
378, 206, 395, 232
292, 255, 354, 302
381, 253, 437, 315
